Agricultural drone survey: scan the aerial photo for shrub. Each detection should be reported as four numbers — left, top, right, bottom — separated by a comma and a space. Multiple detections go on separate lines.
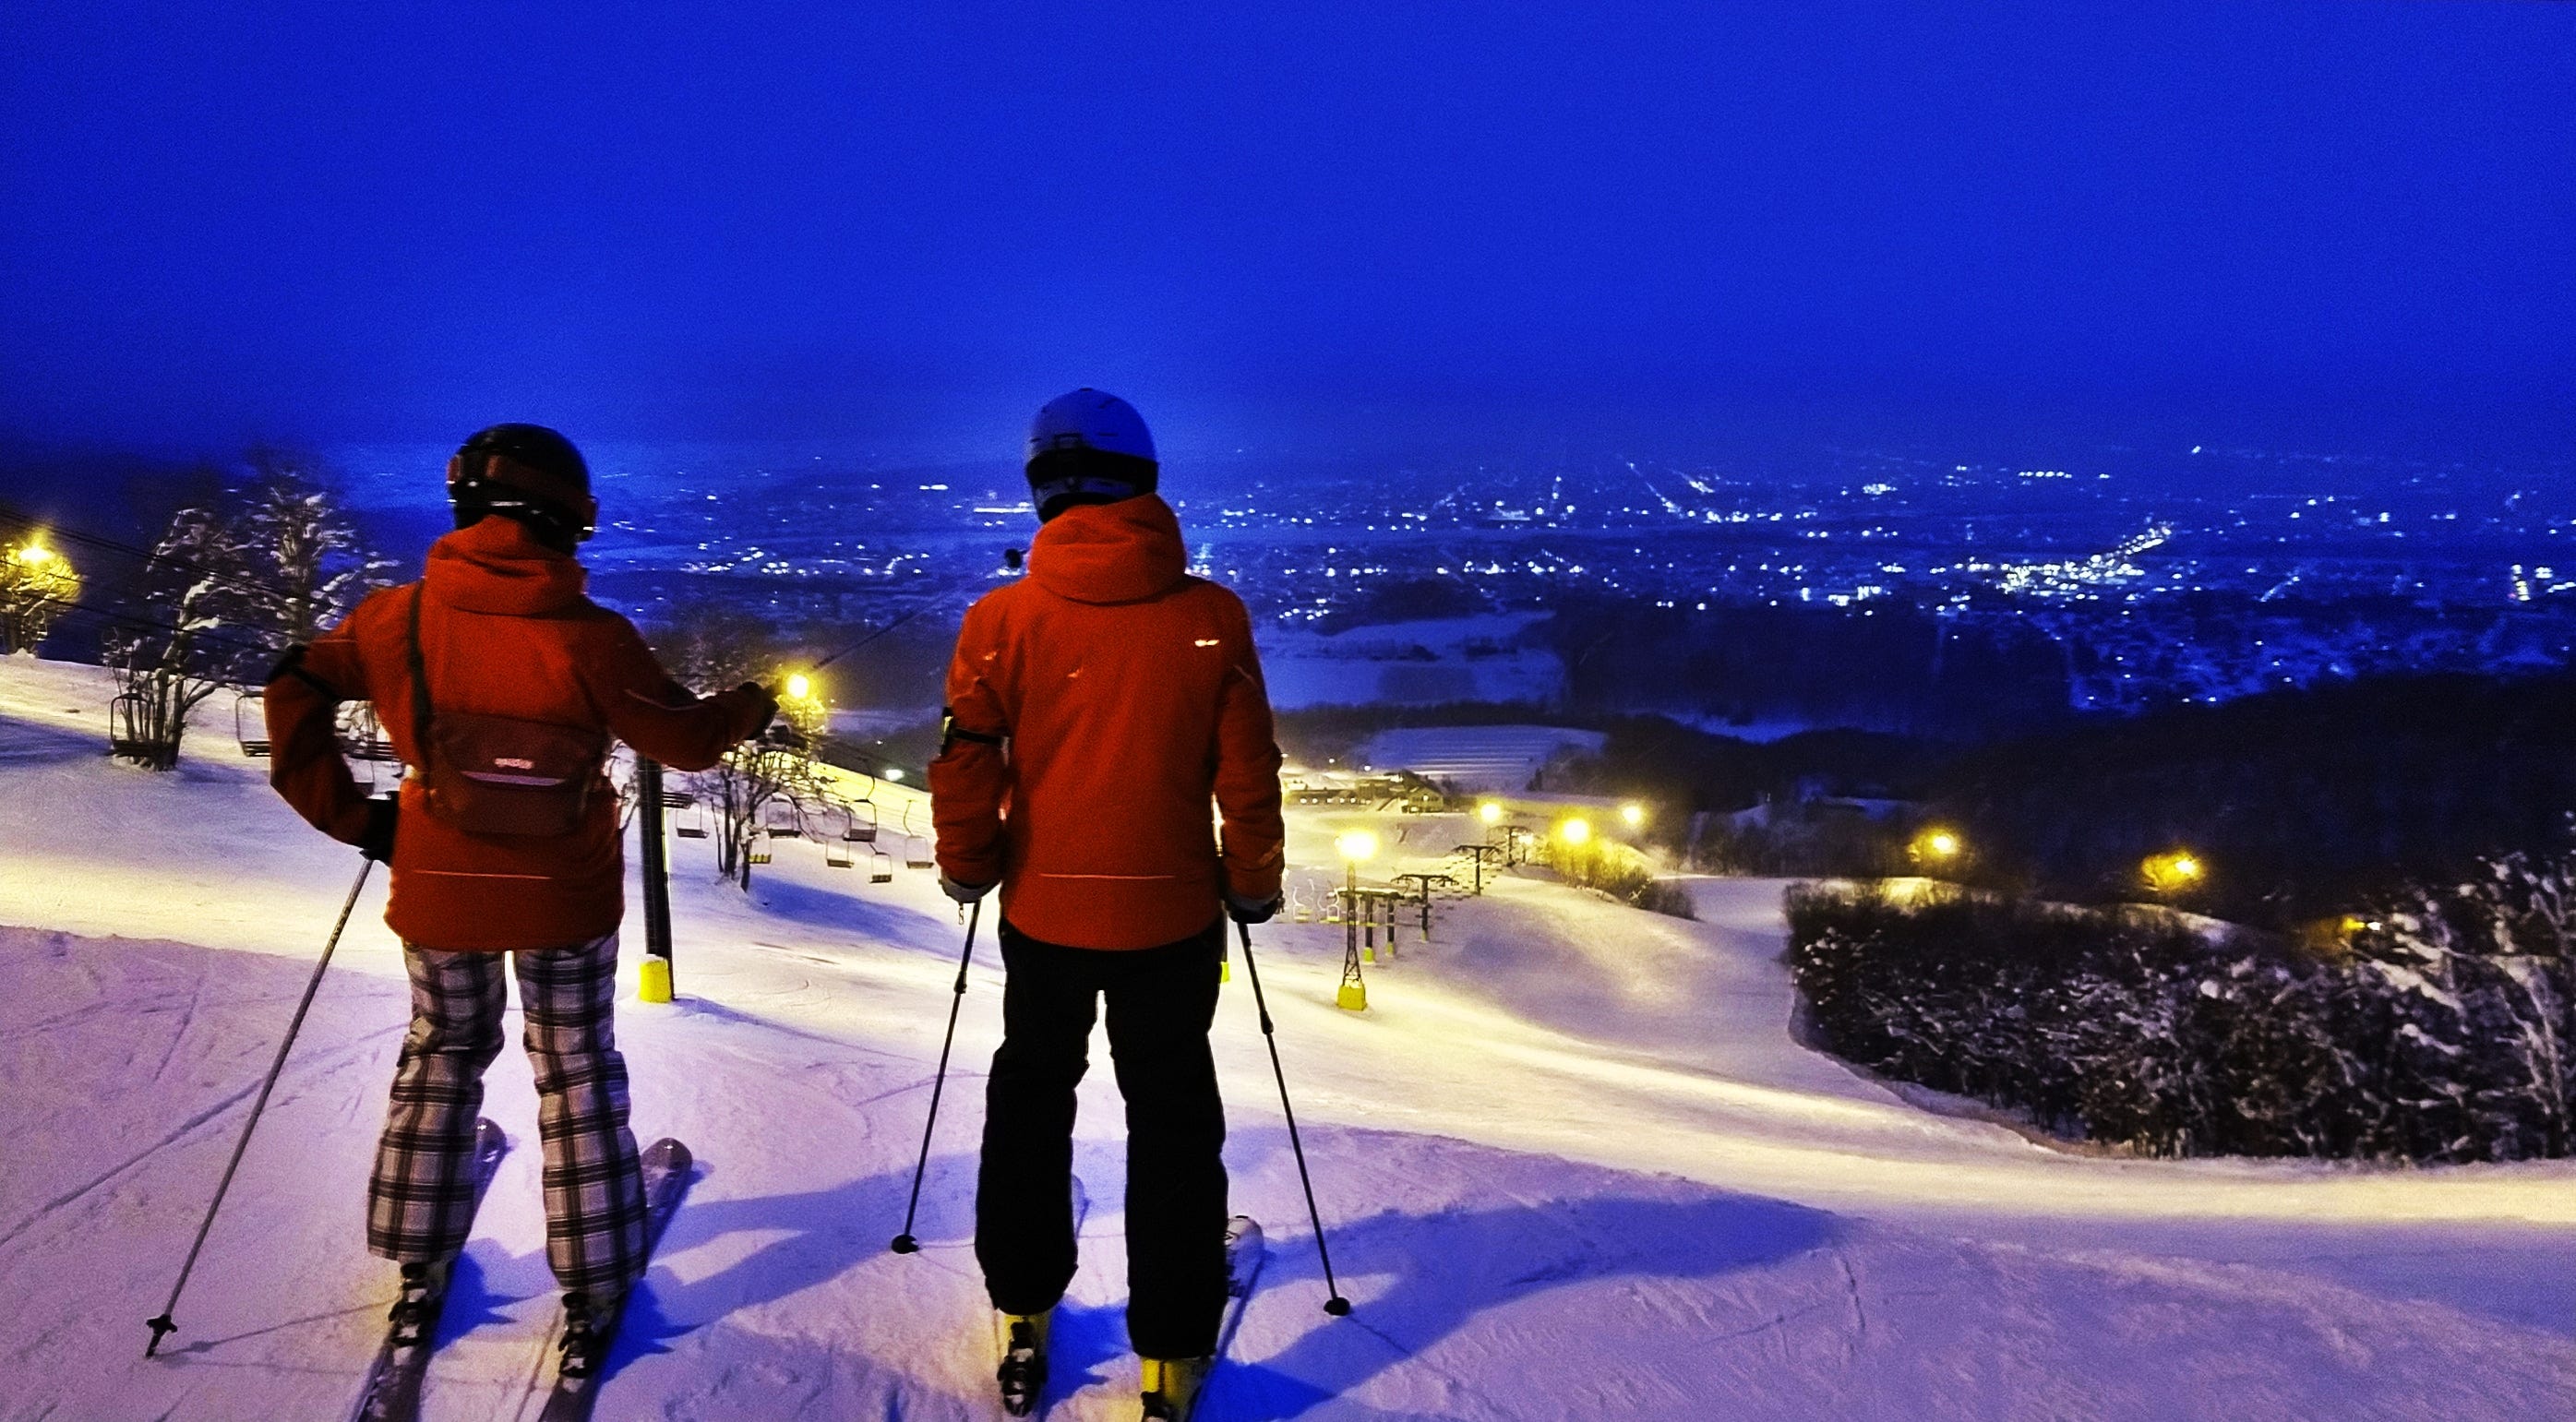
1786, 852, 2576, 1163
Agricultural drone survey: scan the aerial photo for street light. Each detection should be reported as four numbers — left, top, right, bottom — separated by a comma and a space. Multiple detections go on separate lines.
16, 544, 57, 566
2144, 850, 2205, 895
785, 672, 813, 700
1559, 819, 1592, 846
1479, 801, 1504, 826
1620, 803, 1646, 830
1336, 829, 1378, 863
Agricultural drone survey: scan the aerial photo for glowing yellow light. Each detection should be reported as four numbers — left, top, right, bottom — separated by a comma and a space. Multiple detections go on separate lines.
1620, 803, 1646, 829
883, 767, 905, 783
1479, 802, 1504, 825
2145, 850, 2205, 892
1559, 819, 1592, 845
1335, 830, 1378, 863
16, 544, 56, 566
1928, 831, 1959, 857
785, 673, 812, 699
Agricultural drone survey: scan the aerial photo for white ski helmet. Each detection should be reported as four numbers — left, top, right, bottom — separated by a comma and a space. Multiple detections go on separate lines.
1024, 388, 1158, 520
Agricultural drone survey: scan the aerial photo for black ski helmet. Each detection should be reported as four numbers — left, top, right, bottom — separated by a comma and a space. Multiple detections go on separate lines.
446, 423, 598, 551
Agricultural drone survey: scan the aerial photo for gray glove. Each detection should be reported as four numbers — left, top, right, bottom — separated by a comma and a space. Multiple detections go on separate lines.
940, 873, 995, 904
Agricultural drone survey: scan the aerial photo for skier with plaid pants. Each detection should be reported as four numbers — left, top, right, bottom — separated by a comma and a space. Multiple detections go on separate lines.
266, 424, 775, 1367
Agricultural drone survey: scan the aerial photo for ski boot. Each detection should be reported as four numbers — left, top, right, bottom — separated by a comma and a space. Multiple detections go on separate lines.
388, 1258, 453, 1347
556, 1288, 625, 1380
1140, 1355, 1212, 1421
997, 1308, 1055, 1416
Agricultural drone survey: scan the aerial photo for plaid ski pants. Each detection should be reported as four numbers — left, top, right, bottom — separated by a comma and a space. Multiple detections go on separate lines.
367, 933, 647, 1296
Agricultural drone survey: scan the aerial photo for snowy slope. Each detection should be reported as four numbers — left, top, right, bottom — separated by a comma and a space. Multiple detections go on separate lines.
4, 653, 2574, 1421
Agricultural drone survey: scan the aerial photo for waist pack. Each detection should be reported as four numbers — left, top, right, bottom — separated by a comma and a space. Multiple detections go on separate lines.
407, 584, 605, 837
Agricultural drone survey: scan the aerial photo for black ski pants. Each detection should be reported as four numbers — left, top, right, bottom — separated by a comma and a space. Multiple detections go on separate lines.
976, 916, 1228, 1359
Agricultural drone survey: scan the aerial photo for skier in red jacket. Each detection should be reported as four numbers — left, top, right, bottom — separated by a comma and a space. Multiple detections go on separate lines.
931, 389, 1286, 1420
265, 424, 774, 1375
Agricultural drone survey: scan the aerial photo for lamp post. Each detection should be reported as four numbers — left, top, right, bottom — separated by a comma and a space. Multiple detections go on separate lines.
1334, 830, 1376, 1010
636, 759, 676, 1003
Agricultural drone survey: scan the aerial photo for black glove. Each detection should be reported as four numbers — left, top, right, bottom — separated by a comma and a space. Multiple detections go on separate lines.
359, 795, 399, 864
737, 682, 780, 738
1225, 890, 1281, 926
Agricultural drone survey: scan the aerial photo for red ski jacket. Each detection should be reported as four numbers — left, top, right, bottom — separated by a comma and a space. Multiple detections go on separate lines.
266, 516, 773, 951
930, 495, 1286, 950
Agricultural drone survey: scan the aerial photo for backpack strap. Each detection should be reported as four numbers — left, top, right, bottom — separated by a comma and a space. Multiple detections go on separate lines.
405, 582, 434, 777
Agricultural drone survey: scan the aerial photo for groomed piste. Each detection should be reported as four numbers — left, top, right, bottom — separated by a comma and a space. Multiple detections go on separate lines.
4, 654, 2573, 1421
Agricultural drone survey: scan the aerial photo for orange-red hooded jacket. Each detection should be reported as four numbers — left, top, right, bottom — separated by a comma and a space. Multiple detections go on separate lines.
266, 516, 773, 950
930, 495, 1286, 950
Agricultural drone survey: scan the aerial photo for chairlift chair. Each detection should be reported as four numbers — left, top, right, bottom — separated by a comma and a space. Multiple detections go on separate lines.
661, 789, 696, 809
869, 849, 894, 884
675, 804, 710, 839
904, 834, 934, 870
844, 800, 878, 842
234, 692, 270, 757
763, 799, 804, 839
108, 691, 152, 762
825, 838, 855, 869
748, 843, 773, 866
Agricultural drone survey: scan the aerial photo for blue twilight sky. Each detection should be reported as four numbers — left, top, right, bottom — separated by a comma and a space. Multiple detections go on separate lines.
3, 1, 2571, 465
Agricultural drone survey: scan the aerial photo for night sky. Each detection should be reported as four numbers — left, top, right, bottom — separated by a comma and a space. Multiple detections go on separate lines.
4, 2, 2571, 464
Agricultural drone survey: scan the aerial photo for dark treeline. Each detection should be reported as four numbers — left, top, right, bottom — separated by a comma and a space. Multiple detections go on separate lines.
1538, 598, 2071, 738
1924, 672, 2576, 928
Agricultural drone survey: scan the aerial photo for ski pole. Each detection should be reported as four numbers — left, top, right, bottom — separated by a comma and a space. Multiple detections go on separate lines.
891, 896, 981, 1254
1234, 920, 1352, 1316
146, 856, 374, 1356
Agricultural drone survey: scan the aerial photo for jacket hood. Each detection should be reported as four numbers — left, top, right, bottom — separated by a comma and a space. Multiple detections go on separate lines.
1028, 495, 1189, 605
424, 516, 588, 615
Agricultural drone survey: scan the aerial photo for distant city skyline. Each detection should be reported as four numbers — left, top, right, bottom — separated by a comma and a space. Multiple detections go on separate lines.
4, 3, 2572, 472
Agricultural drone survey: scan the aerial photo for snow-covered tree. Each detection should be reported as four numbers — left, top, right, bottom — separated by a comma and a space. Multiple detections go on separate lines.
647, 602, 812, 889
0, 536, 79, 655
234, 448, 395, 649
102, 507, 263, 770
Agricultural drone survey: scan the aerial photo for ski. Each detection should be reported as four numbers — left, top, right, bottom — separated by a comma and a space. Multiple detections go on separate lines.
522, 1137, 696, 1422
995, 1175, 1090, 1417
346, 1117, 509, 1422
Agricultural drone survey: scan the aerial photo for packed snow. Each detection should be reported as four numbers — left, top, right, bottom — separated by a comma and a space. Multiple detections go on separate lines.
4, 653, 2573, 1421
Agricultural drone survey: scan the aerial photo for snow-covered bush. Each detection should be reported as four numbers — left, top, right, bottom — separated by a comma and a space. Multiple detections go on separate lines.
1788, 847, 2576, 1163
1552, 838, 1696, 919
